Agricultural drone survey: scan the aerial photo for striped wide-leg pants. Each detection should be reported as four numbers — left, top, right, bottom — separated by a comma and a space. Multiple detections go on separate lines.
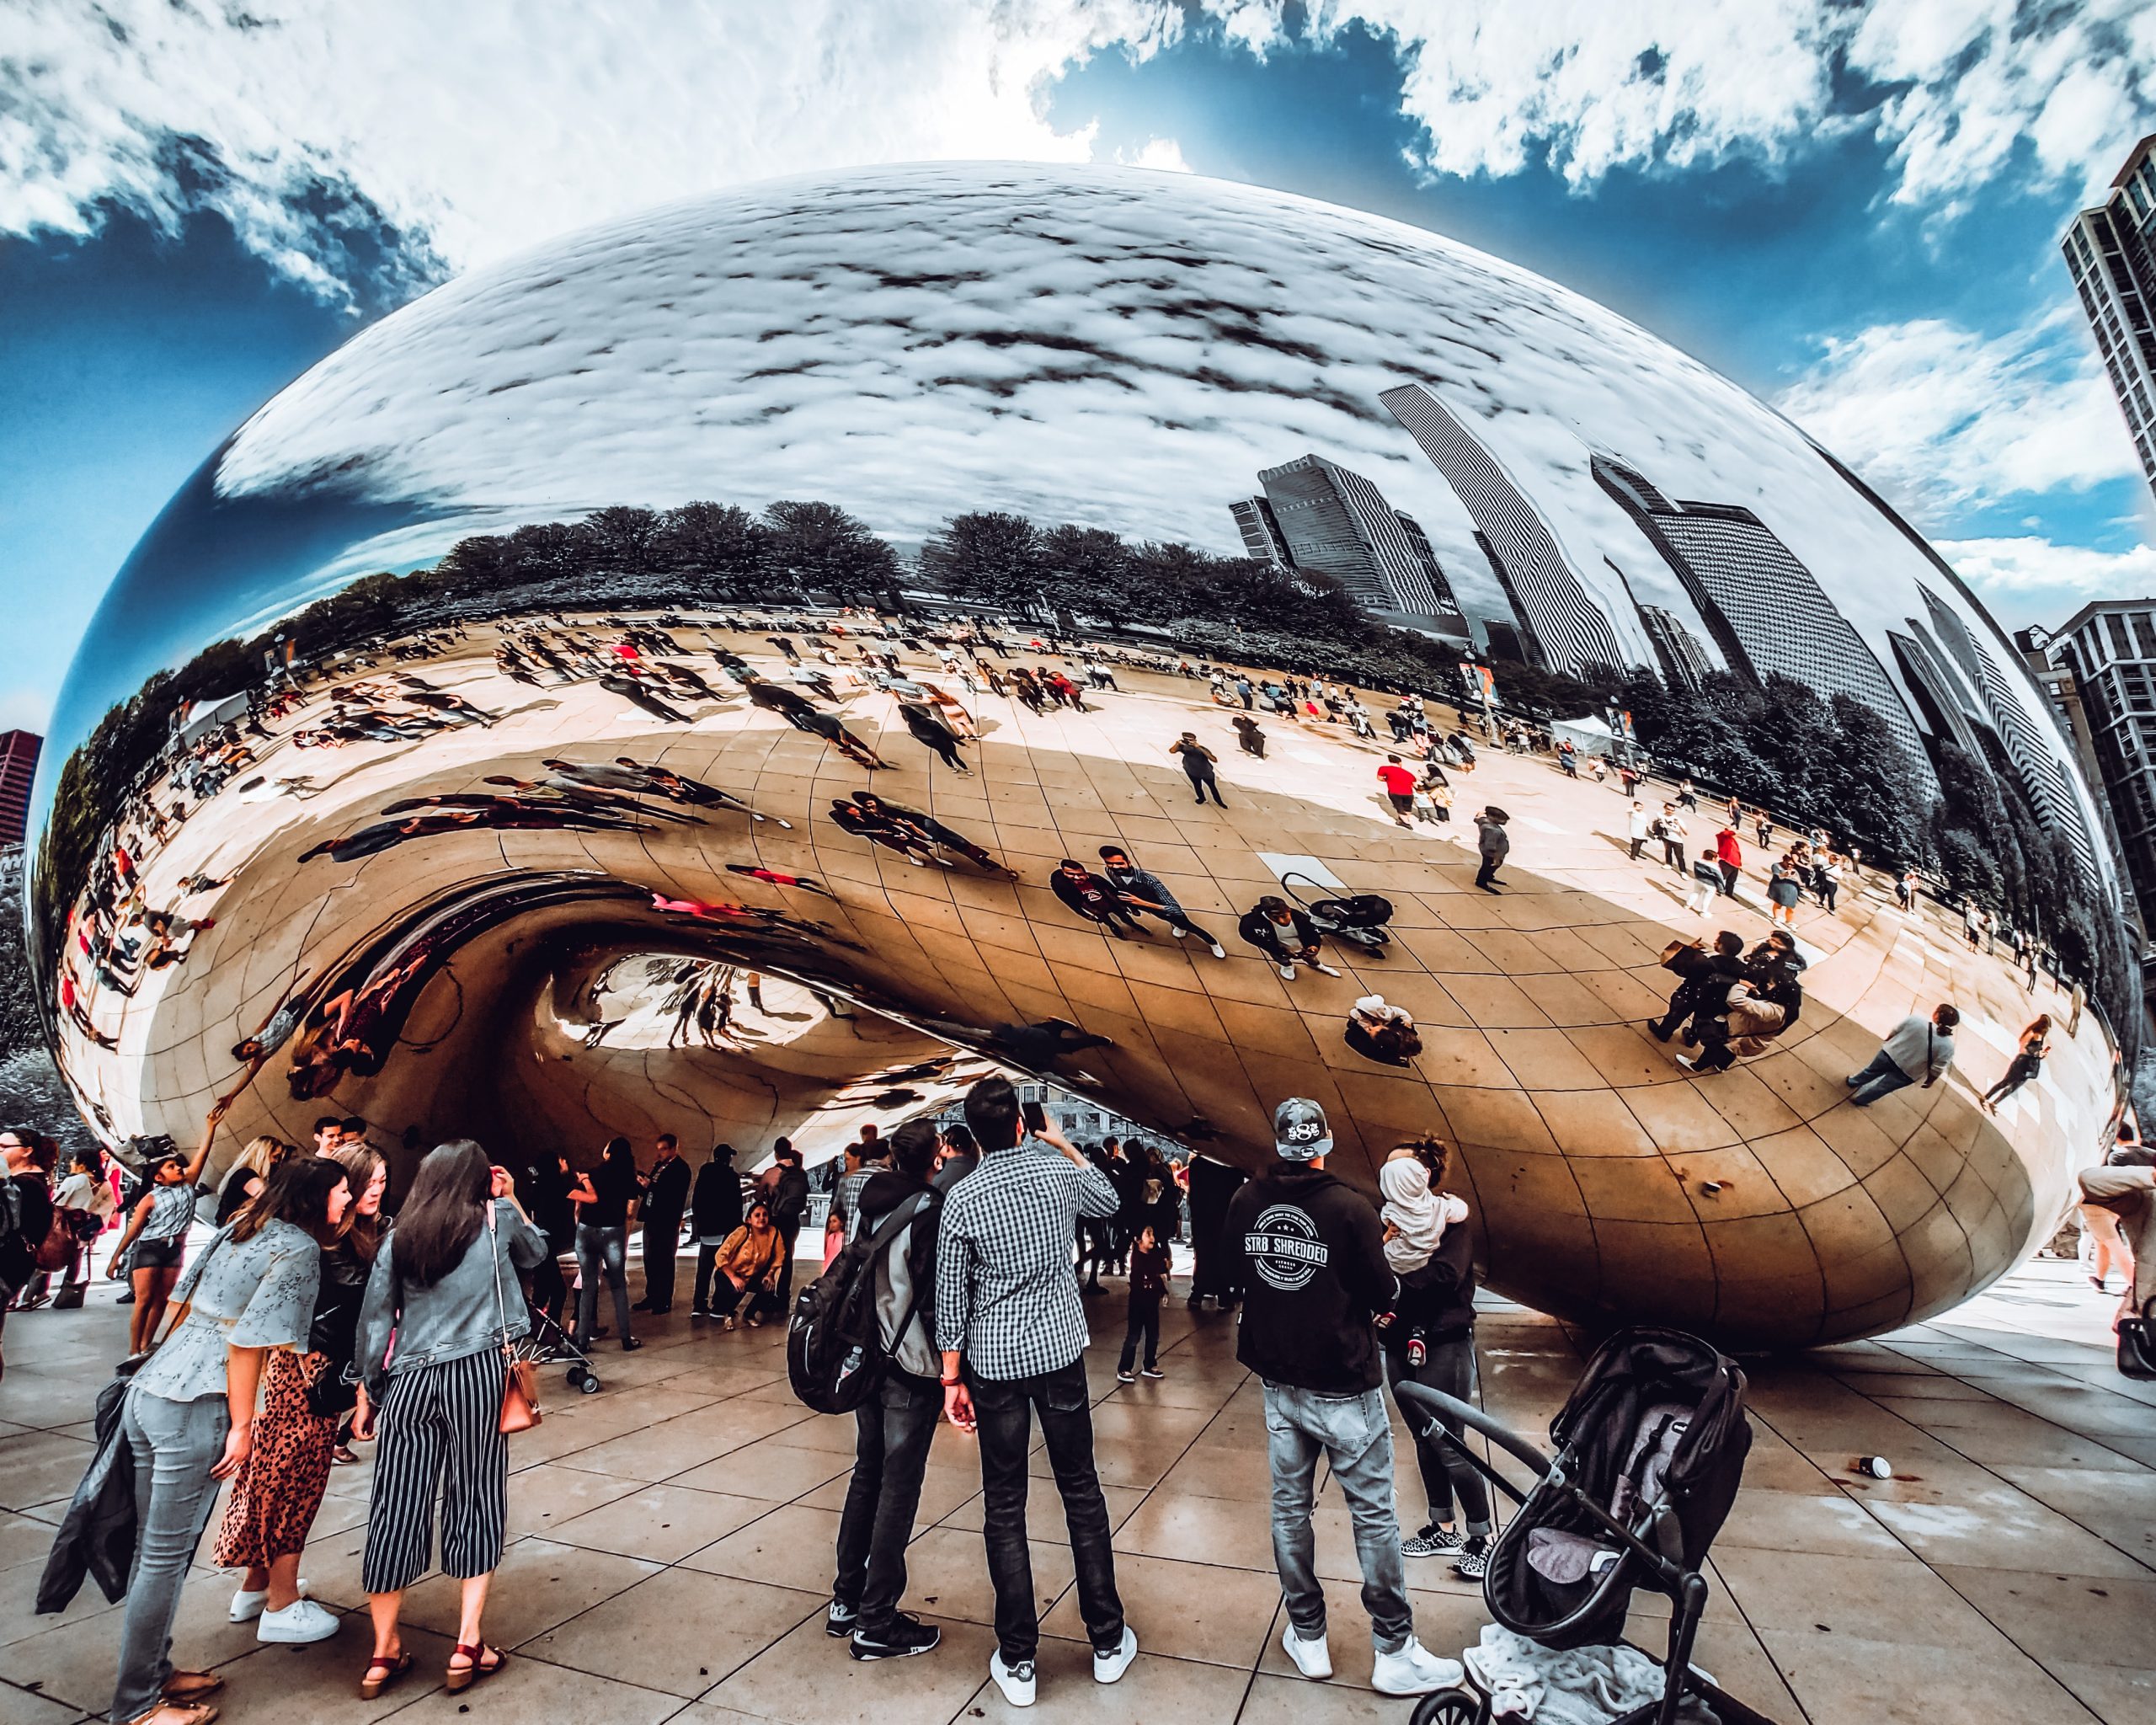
360, 1348, 509, 1593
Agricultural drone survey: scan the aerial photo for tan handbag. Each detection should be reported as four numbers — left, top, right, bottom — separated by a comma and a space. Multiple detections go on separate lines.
485, 1201, 542, 1434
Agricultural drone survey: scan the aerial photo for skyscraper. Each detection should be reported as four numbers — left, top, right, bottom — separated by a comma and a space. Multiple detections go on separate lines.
1256, 453, 1451, 618
2051, 601, 2156, 922
0, 731, 40, 848
1229, 495, 1294, 567
1590, 452, 1929, 772
1380, 384, 1626, 677
2062, 135, 2156, 501
1637, 605, 1714, 692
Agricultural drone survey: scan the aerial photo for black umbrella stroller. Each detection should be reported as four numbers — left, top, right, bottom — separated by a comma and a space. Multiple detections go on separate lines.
1280, 870, 1395, 955
1396, 1327, 1774, 1725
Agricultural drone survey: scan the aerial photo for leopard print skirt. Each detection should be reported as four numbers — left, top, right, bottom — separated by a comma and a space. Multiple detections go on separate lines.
212, 1348, 337, 1568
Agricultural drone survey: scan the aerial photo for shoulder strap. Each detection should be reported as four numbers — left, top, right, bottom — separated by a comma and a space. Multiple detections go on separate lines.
484, 1200, 513, 1352
858, 1188, 935, 1261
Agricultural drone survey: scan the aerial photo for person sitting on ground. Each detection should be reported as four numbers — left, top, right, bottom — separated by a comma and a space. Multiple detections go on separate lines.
703, 1199, 787, 1329
1346, 996, 1422, 1066
1676, 980, 1788, 1074
1238, 895, 1341, 981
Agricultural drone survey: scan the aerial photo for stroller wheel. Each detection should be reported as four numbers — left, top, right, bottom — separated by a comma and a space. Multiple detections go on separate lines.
578, 1373, 603, 1395
1412, 1691, 1481, 1725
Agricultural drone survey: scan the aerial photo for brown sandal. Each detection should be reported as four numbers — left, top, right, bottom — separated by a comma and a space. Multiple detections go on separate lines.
445, 1643, 507, 1693
125, 1705, 219, 1725
357, 1651, 414, 1700
160, 1673, 225, 1704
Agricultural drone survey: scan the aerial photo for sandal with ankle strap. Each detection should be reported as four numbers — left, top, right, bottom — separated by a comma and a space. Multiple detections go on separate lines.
446, 1643, 507, 1693
358, 1651, 414, 1700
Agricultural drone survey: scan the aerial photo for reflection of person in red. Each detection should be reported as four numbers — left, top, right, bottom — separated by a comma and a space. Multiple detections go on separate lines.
650, 894, 754, 921
724, 863, 834, 898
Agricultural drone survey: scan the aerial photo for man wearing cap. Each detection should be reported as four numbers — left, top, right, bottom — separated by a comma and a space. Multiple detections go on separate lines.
1223, 1099, 1463, 1696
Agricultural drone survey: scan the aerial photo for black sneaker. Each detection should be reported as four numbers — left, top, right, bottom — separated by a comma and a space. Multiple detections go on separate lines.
850, 1613, 941, 1661
620, 1337, 643, 1353
825, 1599, 859, 1638
1401, 1523, 1463, 1559
1454, 1535, 1491, 1580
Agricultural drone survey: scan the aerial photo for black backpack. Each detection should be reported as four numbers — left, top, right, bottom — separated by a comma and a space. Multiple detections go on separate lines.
787, 1189, 936, 1415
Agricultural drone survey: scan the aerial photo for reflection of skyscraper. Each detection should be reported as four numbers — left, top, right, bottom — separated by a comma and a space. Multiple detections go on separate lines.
1393, 511, 1458, 611
1230, 496, 1294, 567
1638, 605, 1713, 692
1257, 453, 1450, 618
2062, 135, 2156, 501
1887, 628, 1989, 761
1590, 453, 1927, 769
1919, 586, 2098, 879
0, 731, 40, 847
1380, 384, 1625, 677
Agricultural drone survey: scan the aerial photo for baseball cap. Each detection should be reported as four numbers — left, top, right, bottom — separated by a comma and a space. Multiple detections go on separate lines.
1273, 1097, 1331, 1161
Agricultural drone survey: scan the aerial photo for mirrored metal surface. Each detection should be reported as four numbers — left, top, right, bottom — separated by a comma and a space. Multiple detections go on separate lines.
31, 164, 2128, 1347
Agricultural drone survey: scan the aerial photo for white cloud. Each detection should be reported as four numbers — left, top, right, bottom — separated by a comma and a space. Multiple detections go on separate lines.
1935, 537, 2156, 625
1772, 318, 2144, 524
1116, 136, 1193, 173
5, 3, 2152, 306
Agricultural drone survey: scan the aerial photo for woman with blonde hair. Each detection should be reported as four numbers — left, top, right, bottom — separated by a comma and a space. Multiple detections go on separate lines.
214, 1135, 293, 1226
213, 1145, 386, 1637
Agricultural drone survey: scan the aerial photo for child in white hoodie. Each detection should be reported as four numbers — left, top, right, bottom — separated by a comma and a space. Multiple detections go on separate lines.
1379, 1153, 1468, 1276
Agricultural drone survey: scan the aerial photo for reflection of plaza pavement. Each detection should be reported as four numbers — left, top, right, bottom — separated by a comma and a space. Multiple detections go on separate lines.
1, 1252, 2149, 1725
66, 612, 2115, 1346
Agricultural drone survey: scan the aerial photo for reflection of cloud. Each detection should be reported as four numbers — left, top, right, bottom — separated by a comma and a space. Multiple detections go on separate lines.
1773, 318, 2142, 523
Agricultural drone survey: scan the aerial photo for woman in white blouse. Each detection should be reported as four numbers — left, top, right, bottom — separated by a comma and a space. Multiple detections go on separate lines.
110, 1156, 350, 1725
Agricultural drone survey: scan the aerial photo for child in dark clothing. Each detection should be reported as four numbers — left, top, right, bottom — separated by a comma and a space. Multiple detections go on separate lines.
1117, 1226, 1170, 1381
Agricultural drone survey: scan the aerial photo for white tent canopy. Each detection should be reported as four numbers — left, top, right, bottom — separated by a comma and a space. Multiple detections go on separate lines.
1549, 714, 1621, 756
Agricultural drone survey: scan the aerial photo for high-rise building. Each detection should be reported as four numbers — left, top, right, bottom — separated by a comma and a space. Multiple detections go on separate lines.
1479, 617, 1529, 665
1637, 604, 1714, 692
1256, 453, 1451, 618
2062, 135, 2156, 501
2034, 603, 2156, 907
1887, 628, 1991, 762
1229, 495, 1295, 567
0, 731, 40, 847
2015, 624, 2139, 931
1392, 511, 1457, 609
1380, 384, 1627, 677
1590, 452, 1929, 773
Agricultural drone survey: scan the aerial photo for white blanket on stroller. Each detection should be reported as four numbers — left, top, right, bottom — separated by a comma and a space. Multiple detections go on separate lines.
1462, 1625, 1719, 1723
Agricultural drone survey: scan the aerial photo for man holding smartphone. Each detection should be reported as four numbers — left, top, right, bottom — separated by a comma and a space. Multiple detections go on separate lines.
935, 1076, 1135, 1707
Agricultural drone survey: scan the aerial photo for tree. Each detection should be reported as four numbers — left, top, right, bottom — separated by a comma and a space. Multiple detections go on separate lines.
1038, 525, 1136, 625
581, 505, 665, 574
763, 501, 901, 606
659, 502, 767, 593
917, 511, 1044, 615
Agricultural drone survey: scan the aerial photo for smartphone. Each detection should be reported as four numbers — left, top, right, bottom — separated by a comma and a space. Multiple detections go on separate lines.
1022, 1098, 1049, 1136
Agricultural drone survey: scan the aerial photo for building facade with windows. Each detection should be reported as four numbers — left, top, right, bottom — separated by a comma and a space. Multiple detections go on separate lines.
1255, 453, 1451, 619
1229, 495, 1295, 567
1380, 383, 1626, 677
2051, 601, 2156, 923
2063, 134, 2156, 501
0, 731, 40, 848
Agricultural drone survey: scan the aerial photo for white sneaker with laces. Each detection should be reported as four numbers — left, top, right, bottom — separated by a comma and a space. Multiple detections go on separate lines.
1092, 1626, 1138, 1684
1278, 963, 1297, 979
989, 1651, 1037, 1707
1170, 925, 1187, 938
257, 1598, 341, 1644
1311, 961, 1342, 977
1369, 1636, 1463, 1696
1209, 942, 1227, 958
1281, 1622, 1332, 1680
230, 1580, 309, 1622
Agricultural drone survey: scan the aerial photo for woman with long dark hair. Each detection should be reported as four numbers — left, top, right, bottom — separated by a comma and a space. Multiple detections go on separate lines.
109, 1154, 347, 1725
567, 1136, 641, 1354
1983, 1015, 2053, 1114
213, 1145, 384, 1638
107, 1099, 232, 1356
351, 1140, 546, 1701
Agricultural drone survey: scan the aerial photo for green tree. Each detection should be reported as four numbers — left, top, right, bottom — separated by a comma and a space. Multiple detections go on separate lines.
1038, 525, 1136, 625
918, 511, 1044, 615
659, 502, 767, 593
763, 501, 901, 606
582, 505, 665, 574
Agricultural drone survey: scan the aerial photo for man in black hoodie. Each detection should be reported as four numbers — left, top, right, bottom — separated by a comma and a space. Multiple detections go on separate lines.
1225, 1099, 1461, 1697
1646, 930, 1745, 1043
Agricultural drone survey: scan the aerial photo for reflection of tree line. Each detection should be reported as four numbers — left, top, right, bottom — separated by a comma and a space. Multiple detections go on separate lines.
37, 493, 2137, 1056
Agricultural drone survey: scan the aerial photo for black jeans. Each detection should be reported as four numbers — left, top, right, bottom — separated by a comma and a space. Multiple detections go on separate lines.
1475, 853, 1502, 889
1716, 862, 1739, 897
833, 1369, 942, 1632
1118, 1297, 1161, 1373
1385, 1332, 1491, 1534
1662, 840, 1685, 870
1186, 769, 1225, 807
970, 1358, 1124, 1662
530, 1239, 568, 1328
642, 1210, 681, 1309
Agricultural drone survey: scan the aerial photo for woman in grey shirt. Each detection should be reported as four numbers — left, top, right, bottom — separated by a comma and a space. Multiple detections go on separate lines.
111, 1155, 349, 1725
351, 1140, 546, 1701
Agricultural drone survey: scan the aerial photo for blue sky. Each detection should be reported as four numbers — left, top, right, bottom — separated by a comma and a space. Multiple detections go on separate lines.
3, 0, 2152, 738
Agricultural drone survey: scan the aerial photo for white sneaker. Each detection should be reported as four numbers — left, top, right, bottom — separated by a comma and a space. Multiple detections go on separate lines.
1282, 1622, 1332, 1680
1170, 925, 1187, 938
229, 1580, 309, 1621
1369, 1636, 1464, 1696
1311, 961, 1342, 977
1092, 1626, 1138, 1684
1209, 942, 1226, 958
1279, 963, 1297, 979
256, 1597, 340, 1644
989, 1650, 1037, 1707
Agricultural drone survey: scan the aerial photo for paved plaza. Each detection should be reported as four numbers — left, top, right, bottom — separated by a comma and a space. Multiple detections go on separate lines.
2, 1253, 2150, 1725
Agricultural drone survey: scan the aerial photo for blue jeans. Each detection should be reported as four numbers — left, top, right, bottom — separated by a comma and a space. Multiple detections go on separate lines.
114, 1390, 229, 1723
1845, 1048, 1915, 1107
1262, 1381, 1412, 1653
574, 1223, 632, 1348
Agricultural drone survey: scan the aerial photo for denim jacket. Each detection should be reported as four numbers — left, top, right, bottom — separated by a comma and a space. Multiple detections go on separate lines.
355, 1199, 547, 1397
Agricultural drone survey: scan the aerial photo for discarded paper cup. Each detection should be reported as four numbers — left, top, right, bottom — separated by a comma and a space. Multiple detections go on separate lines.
1854, 1455, 1892, 1479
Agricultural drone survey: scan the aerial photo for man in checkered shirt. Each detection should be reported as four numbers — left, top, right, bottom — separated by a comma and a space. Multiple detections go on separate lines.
936, 1074, 1137, 1706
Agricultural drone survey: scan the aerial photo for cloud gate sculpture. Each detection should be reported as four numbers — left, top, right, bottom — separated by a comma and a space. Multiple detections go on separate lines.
30, 163, 2127, 1349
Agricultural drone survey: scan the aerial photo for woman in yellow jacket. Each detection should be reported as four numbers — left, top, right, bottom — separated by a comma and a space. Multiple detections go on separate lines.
707, 1199, 787, 1329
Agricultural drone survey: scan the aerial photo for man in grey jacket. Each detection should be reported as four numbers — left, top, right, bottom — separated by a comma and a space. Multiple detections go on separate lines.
1845, 1003, 1958, 1106
1474, 807, 1510, 894
1098, 846, 1227, 958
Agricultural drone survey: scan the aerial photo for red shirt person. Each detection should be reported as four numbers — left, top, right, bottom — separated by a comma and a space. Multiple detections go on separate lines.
1377, 756, 1418, 827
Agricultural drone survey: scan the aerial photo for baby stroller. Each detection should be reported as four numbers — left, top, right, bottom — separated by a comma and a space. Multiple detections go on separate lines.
526, 1298, 604, 1396
1281, 871, 1395, 955
1396, 1327, 1774, 1725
